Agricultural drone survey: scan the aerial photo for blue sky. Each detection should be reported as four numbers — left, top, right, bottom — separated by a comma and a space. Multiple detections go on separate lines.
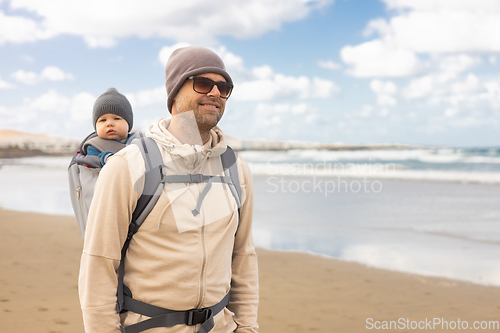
1, 0, 500, 147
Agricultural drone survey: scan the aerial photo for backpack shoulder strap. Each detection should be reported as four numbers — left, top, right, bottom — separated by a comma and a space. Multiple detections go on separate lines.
83, 136, 127, 155
117, 136, 165, 313
220, 146, 242, 228
130, 137, 165, 228
69, 132, 97, 168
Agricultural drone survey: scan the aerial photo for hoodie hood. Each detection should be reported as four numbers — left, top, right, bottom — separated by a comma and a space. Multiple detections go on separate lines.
145, 118, 227, 172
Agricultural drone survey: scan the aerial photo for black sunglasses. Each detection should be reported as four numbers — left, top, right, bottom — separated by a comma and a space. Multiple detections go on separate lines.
188, 76, 233, 99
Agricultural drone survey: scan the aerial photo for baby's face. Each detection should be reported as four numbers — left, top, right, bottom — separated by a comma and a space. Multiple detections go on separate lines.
96, 113, 129, 142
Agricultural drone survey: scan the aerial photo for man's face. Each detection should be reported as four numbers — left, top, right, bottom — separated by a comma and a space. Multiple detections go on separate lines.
172, 72, 228, 132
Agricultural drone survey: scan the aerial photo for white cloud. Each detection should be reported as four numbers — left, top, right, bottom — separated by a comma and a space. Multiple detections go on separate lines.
0, 10, 53, 44
28, 90, 71, 112
403, 75, 434, 100
0, 76, 14, 90
368, 0, 500, 53
339, 0, 500, 131
354, 105, 374, 118
84, 36, 118, 49
11, 70, 39, 85
20, 90, 94, 117
444, 108, 458, 118
11, 66, 74, 85
0, 89, 96, 136
252, 65, 274, 80
348, 104, 391, 119
342, 0, 500, 78
250, 102, 319, 137
125, 86, 166, 108
370, 80, 398, 106
158, 44, 340, 103
377, 95, 397, 107
370, 80, 397, 95
402, 11, 500, 53
317, 60, 341, 70
158, 42, 191, 67
70, 92, 95, 121
481, 80, 500, 110
382, 0, 500, 14
3, 0, 332, 47
234, 74, 340, 101
218, 48, 247, 78
401, 55, 481, 100
402, 72, 500, 120
437, 54, 481, 75
362, 18, 391, 38
450, 73, 481, 95
41, 66, 75, 81
341, 40, 420, 77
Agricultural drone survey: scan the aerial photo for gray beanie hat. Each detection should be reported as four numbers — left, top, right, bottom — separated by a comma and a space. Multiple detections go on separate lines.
92, 88, 133, 131
165, 46, 232, 113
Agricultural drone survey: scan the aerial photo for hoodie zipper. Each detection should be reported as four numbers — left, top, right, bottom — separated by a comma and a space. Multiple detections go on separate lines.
194, 222, 206, 333
195, 146, 208, 311
196, 211, 207, 309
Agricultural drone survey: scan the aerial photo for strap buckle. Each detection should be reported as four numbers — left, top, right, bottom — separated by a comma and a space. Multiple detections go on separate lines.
159, 165, 166, 183
189, 174, 204, 183
186, 308, 211, 326
126, 222, 139, 240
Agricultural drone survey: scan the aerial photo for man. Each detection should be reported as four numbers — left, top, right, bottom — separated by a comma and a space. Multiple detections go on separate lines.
79, 46, 259, 333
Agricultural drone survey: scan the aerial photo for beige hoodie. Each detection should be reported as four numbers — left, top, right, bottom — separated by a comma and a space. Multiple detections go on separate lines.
79, 118, 258, 333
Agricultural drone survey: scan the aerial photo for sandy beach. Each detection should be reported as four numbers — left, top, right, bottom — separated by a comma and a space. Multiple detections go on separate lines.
1, 209, 500, 333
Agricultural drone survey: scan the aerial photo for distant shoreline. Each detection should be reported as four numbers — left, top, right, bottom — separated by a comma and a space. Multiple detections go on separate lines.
0, 147, 73, 159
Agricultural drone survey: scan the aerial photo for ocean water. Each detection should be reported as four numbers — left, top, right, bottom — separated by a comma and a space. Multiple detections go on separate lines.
0, 156, 74, 216
251, 176, 500, 286
1, 146, 499, 286
241, 147, 500, 184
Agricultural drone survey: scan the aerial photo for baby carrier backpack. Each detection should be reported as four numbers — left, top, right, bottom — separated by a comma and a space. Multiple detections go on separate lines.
68, 132, 130, 237
68, 132, 242, 333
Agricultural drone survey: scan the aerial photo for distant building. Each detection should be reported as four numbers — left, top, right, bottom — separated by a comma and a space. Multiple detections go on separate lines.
0, 129, 79, 154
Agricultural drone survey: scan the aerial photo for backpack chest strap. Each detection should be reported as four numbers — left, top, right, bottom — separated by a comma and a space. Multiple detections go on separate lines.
162, 174, 232, 184
162, 174, 234, 216
119, 292, 230, 333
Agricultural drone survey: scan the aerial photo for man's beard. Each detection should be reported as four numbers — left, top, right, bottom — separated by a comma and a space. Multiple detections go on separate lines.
194, 108, 223, 131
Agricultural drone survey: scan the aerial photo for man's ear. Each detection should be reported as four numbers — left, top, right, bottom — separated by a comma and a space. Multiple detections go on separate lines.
171, 100, 176, 115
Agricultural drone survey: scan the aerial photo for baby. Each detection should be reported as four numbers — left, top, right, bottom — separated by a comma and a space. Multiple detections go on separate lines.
84, 88, 135, 166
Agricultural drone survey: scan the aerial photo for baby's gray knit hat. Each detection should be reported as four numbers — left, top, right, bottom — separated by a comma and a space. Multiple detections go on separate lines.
165, 46, 232, 113
92, 88, 133, 131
